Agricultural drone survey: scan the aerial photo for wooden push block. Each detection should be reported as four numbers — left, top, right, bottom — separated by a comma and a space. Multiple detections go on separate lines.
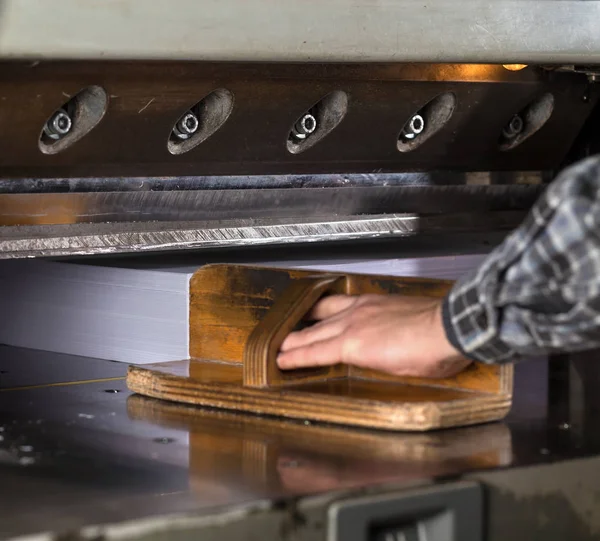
126, 264, 513, 431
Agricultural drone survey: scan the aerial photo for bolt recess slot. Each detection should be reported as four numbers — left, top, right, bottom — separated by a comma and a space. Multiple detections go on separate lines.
287, 90, 348, 155
39, 86, 108, 155
397, 92, 456, 153
168, 89, 234, 155
499, 93, 554, 151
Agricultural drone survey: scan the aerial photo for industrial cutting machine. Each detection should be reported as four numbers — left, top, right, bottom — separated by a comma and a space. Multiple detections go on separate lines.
0, 2, 600, 540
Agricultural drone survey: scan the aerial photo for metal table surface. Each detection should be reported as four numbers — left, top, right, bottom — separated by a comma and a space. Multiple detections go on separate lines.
0, 344, 598, 539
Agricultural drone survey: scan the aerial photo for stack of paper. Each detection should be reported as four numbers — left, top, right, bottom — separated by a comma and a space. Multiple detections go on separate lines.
0, 253, 485, 364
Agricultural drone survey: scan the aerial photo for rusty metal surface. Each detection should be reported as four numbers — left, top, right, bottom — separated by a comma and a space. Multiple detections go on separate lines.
0, 62, 596, 179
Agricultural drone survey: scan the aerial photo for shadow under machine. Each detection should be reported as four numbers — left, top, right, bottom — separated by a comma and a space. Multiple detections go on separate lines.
1, 2, 600, 540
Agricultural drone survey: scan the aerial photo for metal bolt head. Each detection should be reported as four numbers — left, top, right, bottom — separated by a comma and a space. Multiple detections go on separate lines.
44, 109, 72, 140
299, 114, 317, 135
292, 113, 317, 140
502, 114, 524, 139
408, 114, 425, 135
401, 114, 425, 140
174, 111, 199, 140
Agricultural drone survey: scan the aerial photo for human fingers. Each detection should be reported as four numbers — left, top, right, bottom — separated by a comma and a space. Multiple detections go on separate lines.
277, 336, 344, 370
307, 294, 358, 320
280, 317, 347, 352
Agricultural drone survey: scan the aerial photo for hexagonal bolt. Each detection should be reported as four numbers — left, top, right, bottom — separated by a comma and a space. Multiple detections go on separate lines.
43, 109, 72, 140
401, 114, 425, 141
291, 113, 317, 141
502, 114, 524, 140
173, 111, 200, 140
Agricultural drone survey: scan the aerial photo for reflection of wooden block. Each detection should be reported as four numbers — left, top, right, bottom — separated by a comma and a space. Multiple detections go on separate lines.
127, 394, 513, 495
127, 264, 513, 431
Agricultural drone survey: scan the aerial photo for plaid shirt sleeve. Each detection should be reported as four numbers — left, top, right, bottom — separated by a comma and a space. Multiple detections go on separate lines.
442, 154, 600, 364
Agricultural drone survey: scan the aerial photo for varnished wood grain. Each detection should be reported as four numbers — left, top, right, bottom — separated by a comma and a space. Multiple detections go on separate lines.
243, 275, 349, 388
127, 264, 513, 431
128, 359, 512, 431
351, 363, 514, 395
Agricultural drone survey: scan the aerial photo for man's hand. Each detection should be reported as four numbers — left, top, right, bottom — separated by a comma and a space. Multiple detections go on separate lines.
276, 294, 470, 378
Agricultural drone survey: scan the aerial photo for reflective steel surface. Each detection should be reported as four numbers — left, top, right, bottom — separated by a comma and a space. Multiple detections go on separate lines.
0, 345, 598, 538
0, 173, 546, 194
0, 185, 544, 226
0, 181, 542, 259
0, 212, 525, 260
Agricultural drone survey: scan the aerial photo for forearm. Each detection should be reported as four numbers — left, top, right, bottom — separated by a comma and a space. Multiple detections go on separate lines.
443, 155, 600, 364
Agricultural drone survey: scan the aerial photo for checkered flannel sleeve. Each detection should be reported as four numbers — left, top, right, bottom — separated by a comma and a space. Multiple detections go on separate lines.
442, 155, 600, 364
